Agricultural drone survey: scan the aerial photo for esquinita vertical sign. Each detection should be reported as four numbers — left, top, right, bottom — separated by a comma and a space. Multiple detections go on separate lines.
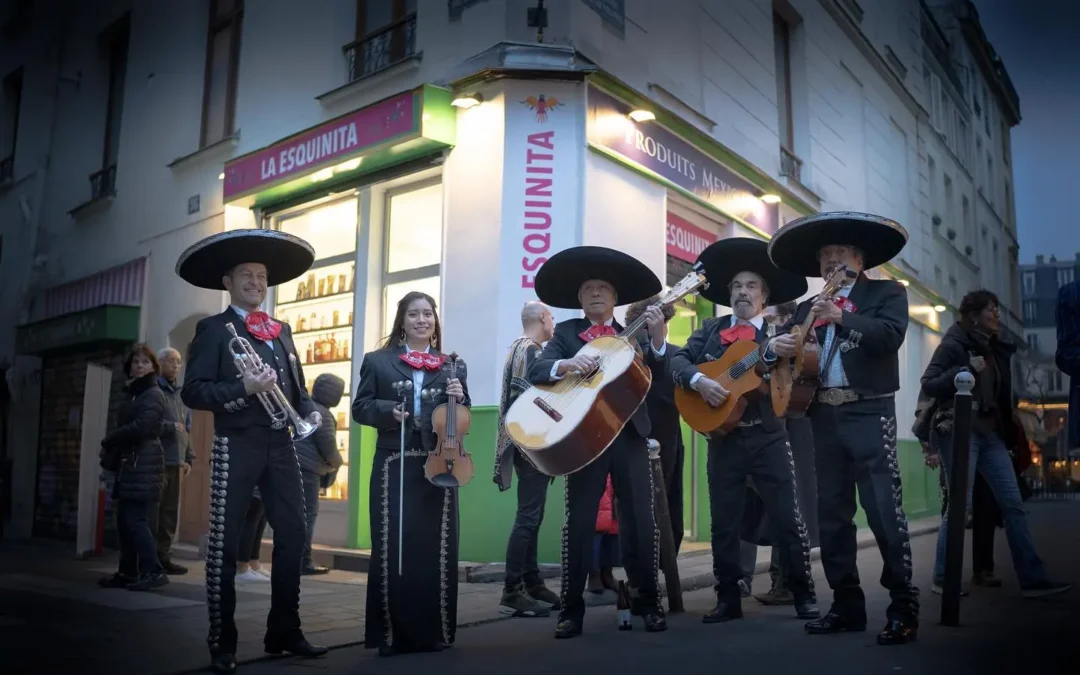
497, 80, 584, 358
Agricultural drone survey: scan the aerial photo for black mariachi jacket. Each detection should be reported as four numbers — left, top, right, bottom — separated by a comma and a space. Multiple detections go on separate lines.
351, 346, 472, 453
779, 274, 909, 396
633, 331, 683, 451
670, 315, 785, 434
181, 308, 316, 433
527, 317, 657, 439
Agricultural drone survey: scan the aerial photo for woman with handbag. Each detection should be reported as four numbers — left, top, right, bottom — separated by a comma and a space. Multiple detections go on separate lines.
98, 343, 169, 592
921, 290, 1069, 599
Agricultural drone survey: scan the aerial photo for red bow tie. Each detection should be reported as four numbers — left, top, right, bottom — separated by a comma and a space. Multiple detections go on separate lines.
400, 351, 446, 371
813, 297, 858, 328
579, 324, 617, 343
244, 311, 282, 341
719, 324, 757, 345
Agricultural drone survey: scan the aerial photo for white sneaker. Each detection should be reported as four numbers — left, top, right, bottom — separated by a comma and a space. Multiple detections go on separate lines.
236, 569, 270, 582
254, 567, 272, 579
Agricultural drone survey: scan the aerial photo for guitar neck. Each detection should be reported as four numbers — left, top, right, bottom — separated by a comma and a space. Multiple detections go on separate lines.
716, 349, 761, 381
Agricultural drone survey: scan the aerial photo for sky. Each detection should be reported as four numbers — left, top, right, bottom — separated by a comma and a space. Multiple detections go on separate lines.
972, 0, 1080, 263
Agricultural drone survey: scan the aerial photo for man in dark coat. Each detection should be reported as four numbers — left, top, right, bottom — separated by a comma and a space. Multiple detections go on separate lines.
178, 229, 328, 674
767, 212, 918, 645
524, 246, 670, 638
293, 373, 345, 575
671, 238, 818, 626
739, 301, 820, 605
153, 347, 196, 575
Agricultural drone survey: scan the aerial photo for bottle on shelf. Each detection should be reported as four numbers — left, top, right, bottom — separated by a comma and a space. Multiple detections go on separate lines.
332, 309, 340, 327
305, 345, 313, 365
338, 273, 346, 293
617, 581, 633, 631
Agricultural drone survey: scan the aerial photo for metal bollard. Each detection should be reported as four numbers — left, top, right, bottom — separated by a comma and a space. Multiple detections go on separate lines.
940, 369, 976, 627
647, 439, 684, 613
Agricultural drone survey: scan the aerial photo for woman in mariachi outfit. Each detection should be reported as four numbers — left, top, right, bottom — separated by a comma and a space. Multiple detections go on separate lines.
352, 291, 471, 657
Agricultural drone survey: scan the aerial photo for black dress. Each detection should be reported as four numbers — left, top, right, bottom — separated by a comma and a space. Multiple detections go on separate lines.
351, 346, 471, 653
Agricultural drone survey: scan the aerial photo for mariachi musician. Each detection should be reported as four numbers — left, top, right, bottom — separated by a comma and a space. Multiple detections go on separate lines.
178, 229, 328, 674
765, 212, 918, 645
669, 237, 819, 625
526, 246, 669, 638
351, 290, 470, 657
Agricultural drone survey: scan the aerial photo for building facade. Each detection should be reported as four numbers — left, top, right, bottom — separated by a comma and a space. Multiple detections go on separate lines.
1017, 254, 1075, 472
0, 0, 1022, 562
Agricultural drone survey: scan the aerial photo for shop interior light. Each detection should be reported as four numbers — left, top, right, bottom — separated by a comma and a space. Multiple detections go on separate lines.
933, 304, 946, 312
451, 93, 483, 109
310, 168, 334, 182
628, 109, 655, 122
334, 158, 362, 172
760, 193, 782, 204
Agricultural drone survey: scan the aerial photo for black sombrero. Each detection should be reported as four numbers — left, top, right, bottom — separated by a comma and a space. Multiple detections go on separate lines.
697, 237, 807, 307
767, 211, 908, 278
534, 246, 661, 309
175, 229, 316, 290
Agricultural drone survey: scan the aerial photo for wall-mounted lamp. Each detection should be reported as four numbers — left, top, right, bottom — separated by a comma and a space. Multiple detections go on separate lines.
628, 109, 655, 122
218, 173, 225, 180
933, 304, 946, 313
451, 93, 484, 109
760, 194, 782, 204
897, 279, 910, 286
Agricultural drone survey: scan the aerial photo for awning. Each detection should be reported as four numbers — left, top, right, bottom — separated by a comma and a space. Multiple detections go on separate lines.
15, 305, 141, 355
38, 257, 146, 322
222, 84, 456, 208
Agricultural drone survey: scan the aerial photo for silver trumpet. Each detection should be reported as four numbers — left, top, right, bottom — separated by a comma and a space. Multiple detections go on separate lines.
226, 323, 319, 441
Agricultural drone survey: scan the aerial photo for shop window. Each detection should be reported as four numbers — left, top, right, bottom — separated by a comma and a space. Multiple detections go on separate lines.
381, 181, 443, 337
273, 197, 358, 501
200, 0, 243, 148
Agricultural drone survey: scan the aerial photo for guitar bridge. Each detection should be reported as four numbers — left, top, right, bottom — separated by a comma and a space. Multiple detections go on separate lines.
533, 397, 563, 422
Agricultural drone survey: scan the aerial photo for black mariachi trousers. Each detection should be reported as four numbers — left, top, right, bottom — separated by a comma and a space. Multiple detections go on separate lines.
560, 429, 660, 619
809, 396, 919, 622
706, 426, 815, 604
206, 426, 308, 654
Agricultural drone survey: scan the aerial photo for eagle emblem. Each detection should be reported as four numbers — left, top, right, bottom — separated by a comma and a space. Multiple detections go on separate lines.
521, 94, 563, 123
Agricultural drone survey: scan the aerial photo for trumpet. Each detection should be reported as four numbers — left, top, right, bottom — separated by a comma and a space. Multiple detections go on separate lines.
225, 323, 319, 441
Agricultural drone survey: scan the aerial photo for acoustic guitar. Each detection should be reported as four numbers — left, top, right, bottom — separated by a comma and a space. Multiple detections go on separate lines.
503, 269, 708, 477
674, 340, 768, 435
770, 264, 855, 417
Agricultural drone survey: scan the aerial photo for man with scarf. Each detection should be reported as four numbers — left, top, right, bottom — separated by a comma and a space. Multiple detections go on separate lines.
495, 300, 560, 617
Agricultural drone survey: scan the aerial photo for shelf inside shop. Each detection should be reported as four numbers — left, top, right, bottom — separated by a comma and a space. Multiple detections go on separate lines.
276, 290, 354, 310
292, 324, 353, 338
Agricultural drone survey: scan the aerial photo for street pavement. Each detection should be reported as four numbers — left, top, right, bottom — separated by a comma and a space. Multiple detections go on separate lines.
0, 502, 1075, 674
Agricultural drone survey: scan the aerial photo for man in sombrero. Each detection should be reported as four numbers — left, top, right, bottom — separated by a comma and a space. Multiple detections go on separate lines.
526, 246, 670, 638
178, 229, 328, 673
669, 237, 819, 625
765, 212, 918, 646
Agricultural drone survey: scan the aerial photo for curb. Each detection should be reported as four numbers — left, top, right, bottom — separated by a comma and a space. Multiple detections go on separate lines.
167, 521, 941, 673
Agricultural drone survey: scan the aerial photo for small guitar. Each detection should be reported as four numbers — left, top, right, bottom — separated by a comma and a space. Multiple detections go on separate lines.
674, 340, 768, 435
770, 264, 855, 417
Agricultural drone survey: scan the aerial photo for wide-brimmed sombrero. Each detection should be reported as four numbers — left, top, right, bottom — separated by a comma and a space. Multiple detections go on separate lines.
533, 246, 661, 309
767, 212, 908, 278
697, 237, 807, 307
176, 229, 315, 290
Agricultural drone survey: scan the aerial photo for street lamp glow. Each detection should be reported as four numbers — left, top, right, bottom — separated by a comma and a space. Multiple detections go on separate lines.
218, 173, 225, 180
628, 109, 655, 122
760, 194, 782, 204
933, 304, 946, 312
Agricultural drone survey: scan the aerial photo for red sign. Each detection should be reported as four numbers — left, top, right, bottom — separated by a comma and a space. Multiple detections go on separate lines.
666, 212, 717, 263
223, 90, 418, 201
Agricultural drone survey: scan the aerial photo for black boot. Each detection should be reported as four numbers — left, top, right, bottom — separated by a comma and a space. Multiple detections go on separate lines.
210, 653, 236, 674
876, 617, 918, 645
264, 634, 328, 658
301, 559, 330, 575
702, 596, 743, 624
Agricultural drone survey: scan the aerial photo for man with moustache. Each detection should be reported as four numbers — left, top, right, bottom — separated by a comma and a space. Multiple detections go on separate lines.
670, 238, 819, 625
496, 300, 561, 618
766, 212, 918, 645
178, 229, 328, 673
526, 246, 669, 639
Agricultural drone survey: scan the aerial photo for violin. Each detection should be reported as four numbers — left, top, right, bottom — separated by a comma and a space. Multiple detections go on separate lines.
424, 352, 475, 488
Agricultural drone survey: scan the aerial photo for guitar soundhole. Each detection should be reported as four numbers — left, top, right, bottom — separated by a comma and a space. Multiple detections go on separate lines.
533, 397, 563, 422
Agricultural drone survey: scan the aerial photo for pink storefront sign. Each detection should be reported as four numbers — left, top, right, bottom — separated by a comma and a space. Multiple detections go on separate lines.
666, 212, 717, 263
223, 90, 418, 201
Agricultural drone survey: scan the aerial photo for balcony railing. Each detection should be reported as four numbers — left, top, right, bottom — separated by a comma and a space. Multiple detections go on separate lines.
90, 165, 117, 201
0, 155, 12, 182
343, 13, 417, 83
780, 146, 803, 184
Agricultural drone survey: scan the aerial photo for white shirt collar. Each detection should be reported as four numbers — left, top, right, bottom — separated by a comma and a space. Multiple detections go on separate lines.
404, 344, 431, 354
589, 317, 615, 327
230, 305, 264, 319
732, 314, 765, 329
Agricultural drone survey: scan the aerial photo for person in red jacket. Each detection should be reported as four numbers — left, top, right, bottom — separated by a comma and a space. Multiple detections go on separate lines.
588, 475, 620, 594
